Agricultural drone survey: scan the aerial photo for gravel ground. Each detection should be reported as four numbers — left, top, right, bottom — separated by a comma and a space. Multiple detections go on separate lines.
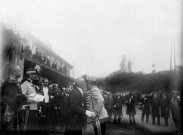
83, 105, 180, 135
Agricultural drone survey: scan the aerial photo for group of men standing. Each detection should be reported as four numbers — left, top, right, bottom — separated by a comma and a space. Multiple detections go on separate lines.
0, 65, 66, 134
139, 91, 181, 128
0, 64, 110, 135
64, 76, 109, 135
103, 89, 181, 131
0, 64, 181, 134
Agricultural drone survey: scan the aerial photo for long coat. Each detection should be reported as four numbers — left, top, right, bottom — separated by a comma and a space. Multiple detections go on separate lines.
66, 86, 86, 132
113, 95, 123, 111
140, 97, 151, 115
126, 97, 136, 115
104, 95, 113, 114
150, 93, 160, 117
171, 96, 181, 128
90, 86, 108, 121
1, 80, 23, 111
160, 96, 171, 118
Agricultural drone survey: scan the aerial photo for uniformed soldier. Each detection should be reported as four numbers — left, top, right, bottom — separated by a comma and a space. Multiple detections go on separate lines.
21, 68, 39, 132
1, 65, 27, 133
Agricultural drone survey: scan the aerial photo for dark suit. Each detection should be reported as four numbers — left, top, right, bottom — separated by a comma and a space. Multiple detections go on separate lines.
160, 95, 171, 126
126, 97, 136, 125
113, 95, 123, 123
48, 87, 63, 131
150, 93, 160, 125
140, 96, 151, 123
64, 86, 86, 135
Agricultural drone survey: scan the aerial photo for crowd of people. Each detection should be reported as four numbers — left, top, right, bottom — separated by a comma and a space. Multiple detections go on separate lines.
103, 89, 181, 130
0, 64, 109, 135
0, 64, 181, 135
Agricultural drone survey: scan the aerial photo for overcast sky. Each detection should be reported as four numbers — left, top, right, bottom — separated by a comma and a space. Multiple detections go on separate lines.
0, 0, 182, 78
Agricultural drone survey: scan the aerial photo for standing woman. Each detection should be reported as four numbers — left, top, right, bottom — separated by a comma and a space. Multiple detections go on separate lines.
88, 79, 108, 135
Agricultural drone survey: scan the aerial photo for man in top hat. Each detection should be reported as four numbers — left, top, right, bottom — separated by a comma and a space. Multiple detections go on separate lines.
21, 68, 39, 132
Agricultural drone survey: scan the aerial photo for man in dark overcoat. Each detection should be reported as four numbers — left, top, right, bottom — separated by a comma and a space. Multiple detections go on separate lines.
160, 92, 171, 126
150, 92, 160, 125
140, 94, 151, 123
113, 92, 123, 124
104, 92, 113, 122
126, 93, 136, 125
49, 83, 63, 132
64, 77, 94, 135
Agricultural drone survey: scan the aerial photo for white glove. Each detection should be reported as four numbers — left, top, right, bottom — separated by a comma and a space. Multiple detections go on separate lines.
85, 110, 95, 117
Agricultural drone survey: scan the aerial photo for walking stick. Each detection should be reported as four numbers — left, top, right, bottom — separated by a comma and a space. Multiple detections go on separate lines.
90, 97, 102, 135
96, 116, 102, 135
16, 113, 20, 132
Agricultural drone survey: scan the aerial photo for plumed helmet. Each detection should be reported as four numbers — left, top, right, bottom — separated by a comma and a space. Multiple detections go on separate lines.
8, 64, 21, 78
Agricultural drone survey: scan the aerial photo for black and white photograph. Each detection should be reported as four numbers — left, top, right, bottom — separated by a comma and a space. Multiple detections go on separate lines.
0, 0, 182, 135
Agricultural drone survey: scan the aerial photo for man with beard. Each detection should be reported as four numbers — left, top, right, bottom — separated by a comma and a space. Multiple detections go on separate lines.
49, 83, 62, 132
63, 82, 73, 133
38, 78, 50, 133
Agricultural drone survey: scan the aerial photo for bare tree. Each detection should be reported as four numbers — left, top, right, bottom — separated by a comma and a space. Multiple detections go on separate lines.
120, 55, 127, 72
127, 59, 132, 73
